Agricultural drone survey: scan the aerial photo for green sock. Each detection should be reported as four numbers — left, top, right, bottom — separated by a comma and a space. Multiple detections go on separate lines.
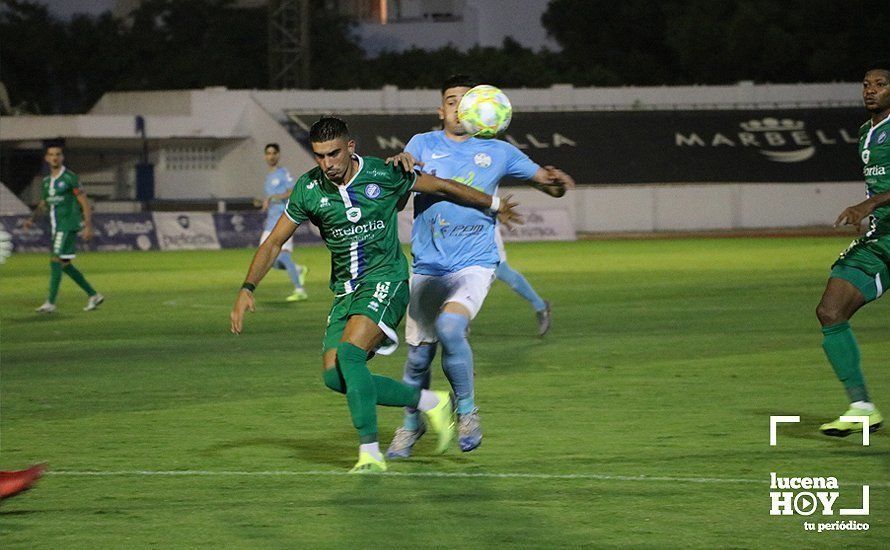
62, 263, 96, 296
331, 343, 421, 443
323, 366, 420, 407
48, 261, 63, 303
337, 342, 379, 444
822, 322, 869, 403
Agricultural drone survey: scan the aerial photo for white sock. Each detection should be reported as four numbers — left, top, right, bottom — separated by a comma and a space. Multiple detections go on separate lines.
851, 401, 875, 412
417, 390, 440, 412
360, 442, 382, 460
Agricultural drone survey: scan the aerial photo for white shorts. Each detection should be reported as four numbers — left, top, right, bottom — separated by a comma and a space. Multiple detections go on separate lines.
494, 224, 507, 262
405, 265, 496, 346
260, 230, 293, 252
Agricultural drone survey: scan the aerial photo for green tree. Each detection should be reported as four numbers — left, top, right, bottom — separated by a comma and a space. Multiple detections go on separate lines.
1, 0, 65, 113
117, 0, 267, 90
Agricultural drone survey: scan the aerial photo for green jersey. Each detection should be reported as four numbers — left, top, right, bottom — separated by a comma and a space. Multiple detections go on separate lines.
859, 114, 890, 238
285, 155, 417, 294
41, 167, 84, 232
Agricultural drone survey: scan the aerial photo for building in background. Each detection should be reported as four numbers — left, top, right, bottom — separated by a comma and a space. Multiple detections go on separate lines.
336, 0, 558, 56
107, 0, 557, 55
0, 80, 867, 235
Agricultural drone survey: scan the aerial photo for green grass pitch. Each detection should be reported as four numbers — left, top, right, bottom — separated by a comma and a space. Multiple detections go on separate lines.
1, 238, 888, 548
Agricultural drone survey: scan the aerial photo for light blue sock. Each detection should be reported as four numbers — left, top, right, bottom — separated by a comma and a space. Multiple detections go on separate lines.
496, 261, 546, 312
402, 344, 435, 430
436, 312, 475, 415
276, 251, 303, 288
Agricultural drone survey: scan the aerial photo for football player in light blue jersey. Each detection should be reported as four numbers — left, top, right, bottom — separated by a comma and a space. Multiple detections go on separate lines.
386, 75, 574, 456
260, 143, 308, 302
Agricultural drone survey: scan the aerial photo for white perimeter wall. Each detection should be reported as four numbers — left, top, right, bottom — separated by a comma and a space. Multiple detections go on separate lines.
505, 181, 865, 232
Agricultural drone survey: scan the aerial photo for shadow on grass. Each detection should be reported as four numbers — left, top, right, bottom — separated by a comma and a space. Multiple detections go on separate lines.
1, 314, 69, 324
748, 409, 890, 472
202, 434, 355, 467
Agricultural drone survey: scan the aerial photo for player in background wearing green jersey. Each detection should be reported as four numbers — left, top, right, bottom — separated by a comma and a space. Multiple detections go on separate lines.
817, 60, 890, 437
230, 117, 521, 473
23, 144, 104, 313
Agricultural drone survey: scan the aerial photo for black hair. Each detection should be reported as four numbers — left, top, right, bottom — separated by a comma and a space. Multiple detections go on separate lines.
309, 116, 350, 143
865, 59, 890, 76
44, 139, 65, 152
264, 143, 280, 152
440, 74, 478, 95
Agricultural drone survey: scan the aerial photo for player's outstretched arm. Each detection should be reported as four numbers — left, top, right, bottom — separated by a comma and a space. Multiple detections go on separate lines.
412, 173, 522, 227
529, 166, 576, 198
834, 191, 890, 228
230, 214, 299, 334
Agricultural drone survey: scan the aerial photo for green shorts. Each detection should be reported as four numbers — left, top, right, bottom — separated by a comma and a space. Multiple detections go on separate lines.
322, 280, 410, 356
51, 231, 78, 259
831, 237, 890, 302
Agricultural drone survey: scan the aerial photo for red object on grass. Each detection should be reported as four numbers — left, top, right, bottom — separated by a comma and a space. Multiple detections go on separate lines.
0, 464, 46, 500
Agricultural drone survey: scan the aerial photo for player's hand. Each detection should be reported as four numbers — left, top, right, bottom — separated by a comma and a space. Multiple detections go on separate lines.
261, 198, 270, 212
22, 219, 34, 230
81, 224, 94, 241
0, 230, 12, 264
834, 199, 874, 229
385, 152, 423, 173
537, 166, 575, 197
496, 194, 523, 230
230, 289, 256, 334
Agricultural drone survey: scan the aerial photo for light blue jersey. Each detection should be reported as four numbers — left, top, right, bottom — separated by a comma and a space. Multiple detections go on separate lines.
407, 131, 539, 275
264, 166, 294, 231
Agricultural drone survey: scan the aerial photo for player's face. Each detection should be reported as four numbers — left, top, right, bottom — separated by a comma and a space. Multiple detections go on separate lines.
439, 86, 472, 136
45, 147, 64, 169
264, 147, 280, 167
311, 137, 355, 183
863, 70, 890, 115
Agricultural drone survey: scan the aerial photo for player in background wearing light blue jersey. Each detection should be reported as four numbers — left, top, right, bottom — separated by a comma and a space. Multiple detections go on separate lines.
494, 222, 551, 335
260, 143, 307, 302
386, 75, 575, 456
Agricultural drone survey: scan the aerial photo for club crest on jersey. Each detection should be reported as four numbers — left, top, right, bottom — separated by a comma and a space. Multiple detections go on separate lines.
320, 197, 330, 208
879, 131, 887, 145
862, 149, 871, 164
365, 184, 381, 199
474, 153, 492, 168
346, 206, 362, 223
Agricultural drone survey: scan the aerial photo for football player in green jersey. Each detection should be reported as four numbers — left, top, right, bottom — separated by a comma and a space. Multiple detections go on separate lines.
816, 60, 890, 437
230, 117, 520, 473
22, 144, 104, 313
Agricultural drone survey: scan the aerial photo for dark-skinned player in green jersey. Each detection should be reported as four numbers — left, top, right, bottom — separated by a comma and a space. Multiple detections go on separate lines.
22, 143, 104, 313
817, 60, 890, 437
230, 117, 521, 473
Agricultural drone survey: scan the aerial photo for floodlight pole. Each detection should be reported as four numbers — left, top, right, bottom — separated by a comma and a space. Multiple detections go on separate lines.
268, 0, 311, 89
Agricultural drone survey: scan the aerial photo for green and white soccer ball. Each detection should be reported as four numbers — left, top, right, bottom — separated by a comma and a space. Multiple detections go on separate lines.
458, 85, 512, 139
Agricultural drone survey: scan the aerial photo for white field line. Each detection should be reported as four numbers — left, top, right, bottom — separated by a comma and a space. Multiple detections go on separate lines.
45, 470, 890, 488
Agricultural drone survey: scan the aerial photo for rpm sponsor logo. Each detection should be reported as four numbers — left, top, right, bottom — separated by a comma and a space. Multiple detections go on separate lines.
675, 117, 859, 163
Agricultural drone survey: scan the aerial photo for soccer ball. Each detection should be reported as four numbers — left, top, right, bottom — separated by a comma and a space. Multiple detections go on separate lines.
458, 85, 512, 139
